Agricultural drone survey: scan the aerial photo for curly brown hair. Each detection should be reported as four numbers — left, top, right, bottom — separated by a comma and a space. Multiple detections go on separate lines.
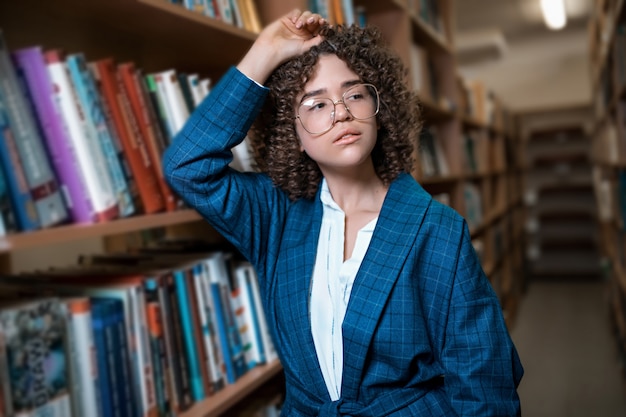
249, 24, 421, 200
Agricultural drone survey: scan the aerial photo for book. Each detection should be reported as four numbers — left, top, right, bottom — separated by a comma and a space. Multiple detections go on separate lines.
0, 32, 69, 229
144, 282, 171, 417
90, 58, 165, 215
65, 53, 135, 218
130, 67, 177, 211
62, 297, 102, 417
0, 107, 33, 232
245, 264, 277, 364
45, 49, 120, 222
151, 70, 190, 138
118, 62, 177, 213
172, 265, 205, 401
195, 261, 226, 392
143, 75, 174, 145
205, 252, 247, 384
233, 262, 263, 368
90, 297, 127, 417
11, 46, 95, 224
0, 297, 73, 417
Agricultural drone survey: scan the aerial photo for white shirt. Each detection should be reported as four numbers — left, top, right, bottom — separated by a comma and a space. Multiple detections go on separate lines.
310, 179, 378, 400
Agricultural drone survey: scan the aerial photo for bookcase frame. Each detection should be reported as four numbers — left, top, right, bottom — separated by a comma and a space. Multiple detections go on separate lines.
590, 0, 626, 376
0, 0, 526, 414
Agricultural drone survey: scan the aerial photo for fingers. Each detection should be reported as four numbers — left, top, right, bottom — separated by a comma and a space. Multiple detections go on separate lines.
289, 9, 326, 32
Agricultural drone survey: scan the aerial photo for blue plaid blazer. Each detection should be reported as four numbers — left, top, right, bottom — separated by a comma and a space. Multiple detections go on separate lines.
163, 67, 523, 416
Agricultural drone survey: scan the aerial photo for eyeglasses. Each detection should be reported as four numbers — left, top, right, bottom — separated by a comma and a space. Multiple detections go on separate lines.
296, 83, 380, 135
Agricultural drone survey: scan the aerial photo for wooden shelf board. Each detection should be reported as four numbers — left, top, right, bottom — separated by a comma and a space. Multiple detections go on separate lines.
0, 210, 202, 253
180, 360, 283, 417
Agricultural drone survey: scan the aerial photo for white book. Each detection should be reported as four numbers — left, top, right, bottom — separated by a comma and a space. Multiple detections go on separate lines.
234, 263, 264, 367
228, 0, 245, 28
63, 297, 101, 417
216, 0, 234, 24
245, 264, 278, 363
191, 262, 224, 390
45, 51, 118, 220
199, 78, 212, 99
153, 70, 190, 137
186, 74, 204, 108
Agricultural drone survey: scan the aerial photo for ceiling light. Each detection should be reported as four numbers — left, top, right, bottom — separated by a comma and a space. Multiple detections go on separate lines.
541, 0, 567, 30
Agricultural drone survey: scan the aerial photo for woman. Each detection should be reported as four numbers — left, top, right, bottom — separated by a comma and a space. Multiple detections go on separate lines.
163, 9, 523, 416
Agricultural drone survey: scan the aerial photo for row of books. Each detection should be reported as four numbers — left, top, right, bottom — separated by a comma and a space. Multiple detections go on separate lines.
0, 30, 219, 236
307, 0, 366, 27
174, 0, 263, 33
418, 126, 449, 178
0, 247, 278, 417
408, 0, 448, 38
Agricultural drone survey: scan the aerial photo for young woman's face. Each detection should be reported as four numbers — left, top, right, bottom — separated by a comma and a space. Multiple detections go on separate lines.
294, 54, 379, 175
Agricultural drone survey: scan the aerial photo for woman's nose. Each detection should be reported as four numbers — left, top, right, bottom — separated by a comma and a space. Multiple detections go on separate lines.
332, 100, 352, 122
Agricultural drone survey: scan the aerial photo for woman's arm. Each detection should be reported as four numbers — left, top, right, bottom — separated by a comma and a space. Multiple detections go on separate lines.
441, 223, 524, 416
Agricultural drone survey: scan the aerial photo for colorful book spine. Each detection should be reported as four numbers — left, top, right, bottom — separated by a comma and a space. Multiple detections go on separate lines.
196, 262, 226, 391
0, 110, 24, 233
206, 253, 247, 384
0, 298, 73, 417
173, 267, 205, 401
152, 70, 190, 138
127, 66, 177, 211
144, 279, 172, 417
65, 53, 135, 218
90, 58, 164, 215
44, 50, 119, 222
63, 297, 102, 417
90, 297, 123, 417
0, 32, 69, 228
11, 46, 95, 224
234, 262, 265, 366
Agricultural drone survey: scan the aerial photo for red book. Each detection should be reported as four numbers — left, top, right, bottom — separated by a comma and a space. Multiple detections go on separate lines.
118, 62, 177, 212
90, 58, 165, 215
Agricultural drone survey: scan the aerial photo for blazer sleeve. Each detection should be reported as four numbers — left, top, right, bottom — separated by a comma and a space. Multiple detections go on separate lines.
441, 221, 524, 416
162, 67, 288, 268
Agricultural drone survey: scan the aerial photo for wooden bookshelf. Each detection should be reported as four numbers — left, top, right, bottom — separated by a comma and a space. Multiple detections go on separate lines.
590, 0, 626, 375
0, 0, 528, 415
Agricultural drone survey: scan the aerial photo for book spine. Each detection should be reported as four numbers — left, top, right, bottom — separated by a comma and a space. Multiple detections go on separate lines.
196, 262, 225, 391
90, 300, 115, 417
0, 298, 73, 417
11, 47, 95, 224
144, 280, 171, 417
44, 50, 119, 222
143, 75, 174, 145
156, 273, 184, 413
173, 268, 205, 401
186, 265, 213, 396
247, 266, 277, 363
89, 61, 142, 215
0, 32, 69, 229
0, 106, 38, 231
235, 264, 264, 366
131, 69, 177, 211
153, 70, 190, 137
64, 297, 101, 417
65, 53, 135, 218
115, 63, 166, 214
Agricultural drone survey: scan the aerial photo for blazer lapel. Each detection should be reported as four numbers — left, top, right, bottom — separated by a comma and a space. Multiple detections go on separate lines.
340, 173, 432, 399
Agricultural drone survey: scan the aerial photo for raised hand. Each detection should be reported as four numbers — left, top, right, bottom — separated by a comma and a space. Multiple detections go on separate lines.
237, 9, 327, 84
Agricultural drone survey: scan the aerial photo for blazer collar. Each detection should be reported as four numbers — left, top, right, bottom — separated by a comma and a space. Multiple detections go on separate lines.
290, 173, 433, 400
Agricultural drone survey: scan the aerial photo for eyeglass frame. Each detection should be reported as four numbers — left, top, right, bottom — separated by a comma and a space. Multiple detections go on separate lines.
294, 83, 380, 135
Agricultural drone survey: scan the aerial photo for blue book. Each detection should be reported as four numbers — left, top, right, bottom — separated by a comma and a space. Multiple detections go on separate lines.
173, 267, 205, 401
0, 101, 39, 231
91, 297, 133, 417
90, 298, 117, 417
65, 53, 135, 218
206, 253, 247, 384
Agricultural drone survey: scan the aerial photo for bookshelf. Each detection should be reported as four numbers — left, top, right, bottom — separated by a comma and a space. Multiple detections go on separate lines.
0, 0, 527, 415
589, 0, 626, 377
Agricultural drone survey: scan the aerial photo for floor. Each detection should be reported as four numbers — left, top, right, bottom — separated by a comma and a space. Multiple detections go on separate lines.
510, 279, 626, 417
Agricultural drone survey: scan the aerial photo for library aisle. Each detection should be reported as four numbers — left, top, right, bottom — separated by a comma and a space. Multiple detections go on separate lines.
510, 280, 626, 417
